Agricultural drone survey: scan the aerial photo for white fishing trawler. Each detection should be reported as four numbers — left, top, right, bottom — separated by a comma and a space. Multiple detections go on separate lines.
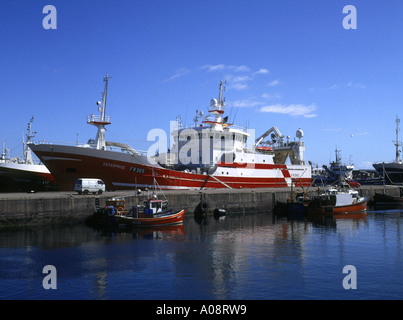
29, 75, 312, 191
0, 117, 55, 191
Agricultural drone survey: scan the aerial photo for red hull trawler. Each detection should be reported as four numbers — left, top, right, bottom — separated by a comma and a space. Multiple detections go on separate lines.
29, 75, 312, 191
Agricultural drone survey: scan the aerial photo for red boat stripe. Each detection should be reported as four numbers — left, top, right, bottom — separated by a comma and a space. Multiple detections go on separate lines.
218, 162, 288, 170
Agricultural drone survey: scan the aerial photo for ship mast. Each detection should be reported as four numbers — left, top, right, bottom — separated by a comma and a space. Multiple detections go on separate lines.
393, 115, 402, 163
202, 80, 227, 128
87, 73, 112, 150
23, 116, 36, 165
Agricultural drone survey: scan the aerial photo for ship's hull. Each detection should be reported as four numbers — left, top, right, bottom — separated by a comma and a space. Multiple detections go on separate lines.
373, 192, 403, 205
0, 162, 56, 192
115, 209, 185, 227
373, 162, 403, 184
306, 198, 367, 215
29, 143, 311, 191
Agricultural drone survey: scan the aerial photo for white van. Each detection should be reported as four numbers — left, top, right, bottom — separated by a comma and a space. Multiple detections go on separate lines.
74, 178, 105, 195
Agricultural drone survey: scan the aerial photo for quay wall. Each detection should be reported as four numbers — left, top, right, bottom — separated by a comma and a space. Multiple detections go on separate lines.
0, 185, 400, 228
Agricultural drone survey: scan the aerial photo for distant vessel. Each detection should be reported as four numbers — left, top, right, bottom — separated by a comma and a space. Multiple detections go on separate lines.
0, 117, 56, 192
313, 147, 354, 185
373, 116, 403, 184
29, 75, 311, 191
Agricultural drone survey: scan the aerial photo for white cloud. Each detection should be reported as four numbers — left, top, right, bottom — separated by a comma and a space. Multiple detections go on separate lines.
201, 64, 226, 72
163, 68, 190, 82
167, 63, 271, 89
201, 64, 250, 73
327, 84, 338, 90
255, 68, 270, 75
347, 81, 366, 89
261, 92, 281, 99
259, 103, 317, 118
232, 98, 262, 108
268, 79, 281, 87
228, 65, 250, 72
227, 74, 253, 90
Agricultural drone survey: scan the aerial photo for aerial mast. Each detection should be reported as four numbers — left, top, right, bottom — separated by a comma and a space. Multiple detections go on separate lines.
87, 73, 112, 150
393, 115, 402, 163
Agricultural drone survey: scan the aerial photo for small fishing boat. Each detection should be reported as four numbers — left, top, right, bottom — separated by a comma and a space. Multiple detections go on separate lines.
275, 179, 309, 214
104, 197, 185, 227
306, 187, 367, 216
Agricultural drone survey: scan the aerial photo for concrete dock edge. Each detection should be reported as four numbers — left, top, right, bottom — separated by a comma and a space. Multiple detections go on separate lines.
0, 185, 400, 228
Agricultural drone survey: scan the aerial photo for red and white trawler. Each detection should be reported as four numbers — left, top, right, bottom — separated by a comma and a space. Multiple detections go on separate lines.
29, 75, 312, 191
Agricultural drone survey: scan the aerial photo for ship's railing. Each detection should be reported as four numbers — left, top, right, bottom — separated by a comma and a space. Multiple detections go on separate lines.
29, 140, 148, 156
30, 140, 84, 147
87, 114, 112, 124
207, 106, 224, 113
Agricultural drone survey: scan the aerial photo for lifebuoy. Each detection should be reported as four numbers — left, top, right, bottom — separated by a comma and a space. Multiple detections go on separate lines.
117, 207, 124, 214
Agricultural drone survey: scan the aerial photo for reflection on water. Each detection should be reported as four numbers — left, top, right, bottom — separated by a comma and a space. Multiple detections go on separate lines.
0, 207, 402, 300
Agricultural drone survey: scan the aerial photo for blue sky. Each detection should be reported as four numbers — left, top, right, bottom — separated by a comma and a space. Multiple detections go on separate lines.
1, 0, 403, 169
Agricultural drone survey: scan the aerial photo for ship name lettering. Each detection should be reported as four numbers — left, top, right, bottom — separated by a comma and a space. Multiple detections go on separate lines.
130, 166, 145, 173
103, 162, 126, 170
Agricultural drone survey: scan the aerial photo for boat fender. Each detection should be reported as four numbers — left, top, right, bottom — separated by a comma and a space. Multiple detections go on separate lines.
194, 201, 209, 224
213, 208, 226, 220
201, 201, 208, 212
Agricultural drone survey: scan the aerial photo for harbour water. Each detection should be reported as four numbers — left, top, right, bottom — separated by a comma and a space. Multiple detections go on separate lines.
0, 206, 402, 300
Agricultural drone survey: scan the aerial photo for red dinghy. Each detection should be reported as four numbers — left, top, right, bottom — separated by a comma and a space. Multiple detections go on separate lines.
116, 209, 185, 227
105, 197, 185, 227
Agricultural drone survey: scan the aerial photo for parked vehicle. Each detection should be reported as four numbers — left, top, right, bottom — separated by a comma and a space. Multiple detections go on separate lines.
74, 178, 105, 194
346, 179, 361, 188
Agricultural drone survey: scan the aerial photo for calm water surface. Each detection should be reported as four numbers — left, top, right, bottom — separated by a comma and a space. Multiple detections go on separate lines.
0, 207, 402, 300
